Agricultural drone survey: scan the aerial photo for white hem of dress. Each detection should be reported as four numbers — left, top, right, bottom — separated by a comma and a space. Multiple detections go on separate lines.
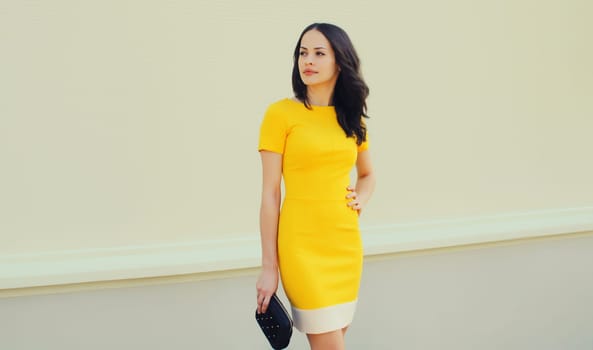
291, 299, 357, 334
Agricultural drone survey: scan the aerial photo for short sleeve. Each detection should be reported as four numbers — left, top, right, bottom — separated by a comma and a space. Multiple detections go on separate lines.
357, 132, 370, 153
258, 105, 288, 154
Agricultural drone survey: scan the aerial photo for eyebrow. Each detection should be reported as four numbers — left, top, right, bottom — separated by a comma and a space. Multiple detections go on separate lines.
300, 46, 328, 50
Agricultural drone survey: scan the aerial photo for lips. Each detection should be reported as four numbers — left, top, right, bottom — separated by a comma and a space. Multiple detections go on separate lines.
303, 69, 317, 75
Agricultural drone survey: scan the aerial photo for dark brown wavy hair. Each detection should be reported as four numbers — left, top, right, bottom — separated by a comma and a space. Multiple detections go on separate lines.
292, 23, 369, 145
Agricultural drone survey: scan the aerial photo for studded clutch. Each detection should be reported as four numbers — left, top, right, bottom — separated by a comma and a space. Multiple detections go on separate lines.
255, 293, 293, 349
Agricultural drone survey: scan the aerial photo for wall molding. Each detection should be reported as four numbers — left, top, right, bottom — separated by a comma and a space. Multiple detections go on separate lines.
1, 207, 592, 291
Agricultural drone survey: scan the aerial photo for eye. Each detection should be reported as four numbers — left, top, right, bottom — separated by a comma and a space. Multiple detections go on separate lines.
316, 52, 325, 56
299, 51, 307, 56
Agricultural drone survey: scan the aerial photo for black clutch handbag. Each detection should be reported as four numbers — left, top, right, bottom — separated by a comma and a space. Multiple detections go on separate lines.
255, 293, 293, 349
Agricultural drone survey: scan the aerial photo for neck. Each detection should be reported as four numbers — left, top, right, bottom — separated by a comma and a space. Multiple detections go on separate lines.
306, 84, 335, 106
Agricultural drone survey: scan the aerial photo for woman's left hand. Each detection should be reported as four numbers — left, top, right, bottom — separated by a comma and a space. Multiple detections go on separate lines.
346, 186, 362, 215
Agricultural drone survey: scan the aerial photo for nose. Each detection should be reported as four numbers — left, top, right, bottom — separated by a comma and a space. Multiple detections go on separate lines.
304, 55, 313, 65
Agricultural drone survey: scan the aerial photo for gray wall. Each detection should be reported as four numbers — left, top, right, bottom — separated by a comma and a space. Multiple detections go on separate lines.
2, 232, 592, 349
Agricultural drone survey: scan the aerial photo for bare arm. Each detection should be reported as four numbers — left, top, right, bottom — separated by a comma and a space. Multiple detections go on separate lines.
256, 150, 283, 313
347, 150, 376, 214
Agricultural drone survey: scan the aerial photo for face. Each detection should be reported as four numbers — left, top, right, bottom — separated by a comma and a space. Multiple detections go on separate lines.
298, 29, 340, 89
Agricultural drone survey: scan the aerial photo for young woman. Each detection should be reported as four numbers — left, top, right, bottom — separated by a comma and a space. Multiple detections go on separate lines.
256, 23, 375, 349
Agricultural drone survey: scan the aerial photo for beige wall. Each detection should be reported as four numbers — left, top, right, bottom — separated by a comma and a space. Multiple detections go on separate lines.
1, 1, 592, 256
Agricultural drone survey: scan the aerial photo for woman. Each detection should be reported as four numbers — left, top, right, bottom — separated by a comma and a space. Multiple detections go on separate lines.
256, 23, 375, 349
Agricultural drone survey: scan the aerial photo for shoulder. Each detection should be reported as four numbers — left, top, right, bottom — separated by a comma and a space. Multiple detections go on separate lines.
266, 97, 299, 113
263, 98, 300, 122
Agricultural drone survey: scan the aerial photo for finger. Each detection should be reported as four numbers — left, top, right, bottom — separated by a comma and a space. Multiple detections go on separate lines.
346, 186, 354, 191
261, 295, 271, 314
256, 294, 265, 314
348, 201, 361, 210
346, 191, 358, 199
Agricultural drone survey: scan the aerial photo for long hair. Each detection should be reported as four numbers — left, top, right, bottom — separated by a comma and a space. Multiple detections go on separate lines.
292, 23, 369, 145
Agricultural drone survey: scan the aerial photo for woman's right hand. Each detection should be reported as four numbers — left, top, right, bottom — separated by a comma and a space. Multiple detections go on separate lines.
256, 266, 279, 314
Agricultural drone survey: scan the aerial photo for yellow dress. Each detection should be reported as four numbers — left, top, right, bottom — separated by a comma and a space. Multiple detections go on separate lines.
258, 98, 368, 334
